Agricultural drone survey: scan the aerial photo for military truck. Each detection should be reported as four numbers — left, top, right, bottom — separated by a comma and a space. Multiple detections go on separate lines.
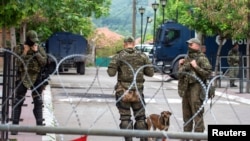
45, 32, 88, 74
151, 20, 247, 79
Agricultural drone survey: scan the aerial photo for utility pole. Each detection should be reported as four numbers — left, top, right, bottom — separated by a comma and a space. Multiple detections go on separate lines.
132, 0, 136, 39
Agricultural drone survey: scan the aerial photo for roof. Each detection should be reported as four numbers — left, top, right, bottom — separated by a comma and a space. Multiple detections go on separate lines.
94, 27, 123, 48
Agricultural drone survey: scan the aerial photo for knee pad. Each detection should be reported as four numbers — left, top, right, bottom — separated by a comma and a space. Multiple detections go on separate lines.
120, 120, 133, 130
134, 119, 147, 130
33, 97, 44, 125
135, 115, 146, 121
134, 115, 147, 130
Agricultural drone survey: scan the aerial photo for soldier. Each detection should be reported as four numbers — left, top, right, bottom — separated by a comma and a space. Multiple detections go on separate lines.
11, 30, 47, 135
227, 43, 240, 87
107, 36, 154, 141
178, 38, 212, 141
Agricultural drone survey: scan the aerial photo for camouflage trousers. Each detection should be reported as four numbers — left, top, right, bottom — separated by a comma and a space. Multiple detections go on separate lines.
182, 83, 205, 132
115, 89, 148, 140
228, 65, 239, 84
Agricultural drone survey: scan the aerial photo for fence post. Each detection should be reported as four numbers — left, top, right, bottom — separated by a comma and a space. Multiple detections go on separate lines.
239, 54, 244, 93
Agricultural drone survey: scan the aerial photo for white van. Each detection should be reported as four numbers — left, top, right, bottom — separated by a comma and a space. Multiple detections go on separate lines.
134, 44, 153, 56
134, 44, 154, 62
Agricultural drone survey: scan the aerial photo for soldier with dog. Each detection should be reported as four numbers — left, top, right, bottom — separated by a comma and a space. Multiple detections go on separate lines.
107, 36, 154, 141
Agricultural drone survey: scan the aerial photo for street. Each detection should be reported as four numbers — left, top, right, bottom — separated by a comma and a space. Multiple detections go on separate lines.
49, 67, 250, 141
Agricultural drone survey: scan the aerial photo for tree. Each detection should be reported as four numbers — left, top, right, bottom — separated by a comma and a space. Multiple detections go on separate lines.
24, 0, 111, 40
189, 0, 249, 89
0, 0, 31, 47
1, 0, 111, 47
166, 0, 249, 88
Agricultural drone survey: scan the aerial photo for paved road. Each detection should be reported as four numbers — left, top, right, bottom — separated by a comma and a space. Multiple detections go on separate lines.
49, 67, 250, 141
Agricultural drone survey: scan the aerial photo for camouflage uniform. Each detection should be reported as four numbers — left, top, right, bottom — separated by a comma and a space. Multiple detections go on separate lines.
107, 42, 154, 141
12, 30, 47, 135
227, 46, 240, 87
178, 47, 212, 134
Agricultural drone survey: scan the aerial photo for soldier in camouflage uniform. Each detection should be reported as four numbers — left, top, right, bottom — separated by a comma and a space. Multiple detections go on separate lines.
227, 43, 240, 87
178, 38, 212, 141
11, 30, 47, 135
107, 36, 154, 141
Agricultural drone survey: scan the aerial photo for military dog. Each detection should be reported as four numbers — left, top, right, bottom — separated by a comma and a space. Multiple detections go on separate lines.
146, 111, 172, 141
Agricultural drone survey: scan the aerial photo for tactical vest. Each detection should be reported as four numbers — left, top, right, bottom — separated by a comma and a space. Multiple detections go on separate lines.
117, 49, 145, 89
184, 52, 208, 83
15, 44, 49, 88
178, 52, 211, 97
15, 44, 41, 74
227, 49, 240, 66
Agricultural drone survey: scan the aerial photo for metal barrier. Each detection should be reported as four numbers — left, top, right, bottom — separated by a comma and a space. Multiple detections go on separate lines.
0, 49, 16, 141
0, 124, 208, 140
219, 55, 249, 93
0, 48, 216, 141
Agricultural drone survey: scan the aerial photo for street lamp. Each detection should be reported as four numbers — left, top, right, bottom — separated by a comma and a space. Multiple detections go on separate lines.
139, 6, 145, 50
152, 1, 159, 46
143, 17, 152, 43
160, 0, 167, 24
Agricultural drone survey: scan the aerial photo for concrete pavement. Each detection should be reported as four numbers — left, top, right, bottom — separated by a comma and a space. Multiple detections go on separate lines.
155, 74, 250, 105
2, 75, 250, 141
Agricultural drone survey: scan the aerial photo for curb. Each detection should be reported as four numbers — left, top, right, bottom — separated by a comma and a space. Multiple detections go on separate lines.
153, 75, 250, 105
215, 91, 250, 105
42, 85, 56, 141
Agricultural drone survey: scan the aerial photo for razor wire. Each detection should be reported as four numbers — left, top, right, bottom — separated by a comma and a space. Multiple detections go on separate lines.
1, 49, 249, 141
0, 48, 37, 111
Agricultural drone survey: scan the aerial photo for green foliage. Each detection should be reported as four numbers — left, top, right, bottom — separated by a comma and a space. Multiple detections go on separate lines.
161, 0, 249, 39
178, 0, 249, 39
0, 0, 43, 27
0, 0, 111, 43
32, 0, 111, 38
0, 1, 24, 27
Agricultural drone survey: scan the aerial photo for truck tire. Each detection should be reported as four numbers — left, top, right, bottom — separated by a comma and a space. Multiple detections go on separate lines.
169, 62, 179, 80
77, 62, 85, 75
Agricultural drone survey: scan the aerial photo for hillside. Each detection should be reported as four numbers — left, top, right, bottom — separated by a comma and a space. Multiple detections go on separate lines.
92, 0, 155, 38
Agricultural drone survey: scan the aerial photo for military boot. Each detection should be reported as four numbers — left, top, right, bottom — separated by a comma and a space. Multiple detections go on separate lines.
230, 83, 237, 87
36, 119, 46, 135
230, 80, 237, 87
11, 117, 20, 135
140, 138, 148, 141
124, 137, 132, 141
33, 97, 46, 135
11, 124, 19, 135
11, 101, 23, 135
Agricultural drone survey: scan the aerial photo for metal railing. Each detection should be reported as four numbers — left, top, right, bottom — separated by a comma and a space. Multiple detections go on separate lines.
0, 124, 208, 140
219, 55, 249, 93
1, 49, 17, 141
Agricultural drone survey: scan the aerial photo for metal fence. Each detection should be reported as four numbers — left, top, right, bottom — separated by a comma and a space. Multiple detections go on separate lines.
0, 47, 210, 141
219, 55, 249, 93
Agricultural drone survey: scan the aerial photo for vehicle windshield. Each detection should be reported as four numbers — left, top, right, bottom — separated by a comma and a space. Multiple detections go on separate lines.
135, 44, 153, 54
